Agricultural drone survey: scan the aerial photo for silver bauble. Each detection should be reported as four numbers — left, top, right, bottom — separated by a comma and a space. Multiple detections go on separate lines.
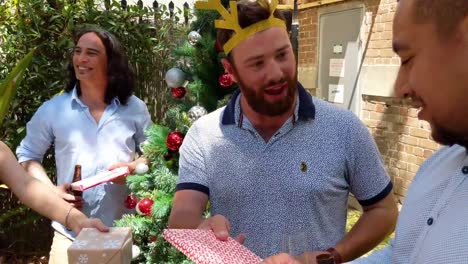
134, 163, 149, 175
188, 31, 202, 46
188, 105, 208, 122
165, 68, 186, 88
132, 244, 141, 260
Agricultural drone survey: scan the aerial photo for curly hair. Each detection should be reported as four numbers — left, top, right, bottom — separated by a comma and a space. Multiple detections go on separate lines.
65, 25, 135, 105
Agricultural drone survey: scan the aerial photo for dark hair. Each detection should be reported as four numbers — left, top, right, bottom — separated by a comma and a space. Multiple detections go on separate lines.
217, 0, 287, 59
413, 0, 468, 38
65, 25, 135, 105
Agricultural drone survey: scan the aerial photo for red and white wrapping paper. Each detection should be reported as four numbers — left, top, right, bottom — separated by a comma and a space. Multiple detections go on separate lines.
162, 229, 263, 264
71, 167, 130, 192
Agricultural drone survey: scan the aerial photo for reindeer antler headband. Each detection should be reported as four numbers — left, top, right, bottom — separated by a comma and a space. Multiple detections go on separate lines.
195, 0, 286, 54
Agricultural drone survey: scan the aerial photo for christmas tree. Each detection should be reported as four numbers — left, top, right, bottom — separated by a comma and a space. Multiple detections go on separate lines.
114, 1, 237, 262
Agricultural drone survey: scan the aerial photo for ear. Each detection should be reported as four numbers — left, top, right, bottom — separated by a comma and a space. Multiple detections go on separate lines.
221, 58, 237, 83
459, 14, 468, 45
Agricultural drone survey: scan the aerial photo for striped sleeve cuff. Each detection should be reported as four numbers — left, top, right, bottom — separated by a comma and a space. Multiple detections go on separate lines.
176, 182, 210, 196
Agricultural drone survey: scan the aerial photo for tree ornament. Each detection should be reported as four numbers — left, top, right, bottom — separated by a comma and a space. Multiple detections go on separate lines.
171, 87, 186, 99
136, 197, 154, 216
149, 236, 157, 242
218, 73, 234, 88
166, 131, 184, 151
188, 105, 208, 122
134, 163, 149, 175
188, 31, 202, 46
124, 194, 138, 209
132, 244, 141, 259
165, 68, 186, 88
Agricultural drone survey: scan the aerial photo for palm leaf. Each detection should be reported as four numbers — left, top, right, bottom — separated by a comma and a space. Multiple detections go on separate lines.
0, 50, 35, 126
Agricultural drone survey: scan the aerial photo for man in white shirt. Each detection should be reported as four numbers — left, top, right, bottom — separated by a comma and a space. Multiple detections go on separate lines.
16, 26, 151, 263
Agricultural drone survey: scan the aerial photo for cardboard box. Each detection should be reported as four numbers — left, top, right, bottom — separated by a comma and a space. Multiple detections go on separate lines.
68, 227, 132, 264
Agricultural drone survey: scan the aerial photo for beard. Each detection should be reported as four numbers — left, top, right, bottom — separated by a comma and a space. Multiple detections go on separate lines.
431, 122, 468, 150
232, 67, 297, 117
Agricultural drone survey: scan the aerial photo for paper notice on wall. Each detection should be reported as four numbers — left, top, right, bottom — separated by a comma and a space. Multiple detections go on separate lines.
328, 84, 344, 104
329, 58, 345, 77
333, 44, 343, 54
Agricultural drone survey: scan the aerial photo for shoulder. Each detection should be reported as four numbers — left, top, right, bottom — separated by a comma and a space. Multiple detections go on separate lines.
421, 145, 466, 169
310, 98, 364, 131
121, 95, 148, 112
35, 92, 72, 115
190, 107, 225, 131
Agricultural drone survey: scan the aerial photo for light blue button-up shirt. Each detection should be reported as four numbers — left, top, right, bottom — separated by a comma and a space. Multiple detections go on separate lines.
351, 144, 468, 264
16, 88, 151, 238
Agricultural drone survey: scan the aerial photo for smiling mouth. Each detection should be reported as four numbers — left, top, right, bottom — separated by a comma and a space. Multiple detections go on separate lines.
76, 66, 92, 72
264, 83, 287, 95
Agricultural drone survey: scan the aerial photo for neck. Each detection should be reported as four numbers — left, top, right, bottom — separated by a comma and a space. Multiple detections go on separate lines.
79, 79, 108, 108
240, 95, 297, 142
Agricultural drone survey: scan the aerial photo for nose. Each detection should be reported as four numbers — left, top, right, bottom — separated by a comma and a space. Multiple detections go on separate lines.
76, 52, 88, 64
394, 68, 410, 99
265, 60, 284, 83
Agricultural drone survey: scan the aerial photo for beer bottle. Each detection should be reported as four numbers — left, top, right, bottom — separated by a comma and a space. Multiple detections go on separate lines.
71, 164, 83, 197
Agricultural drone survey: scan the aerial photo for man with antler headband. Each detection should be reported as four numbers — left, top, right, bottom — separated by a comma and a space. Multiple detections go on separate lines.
168, 0, 398, 262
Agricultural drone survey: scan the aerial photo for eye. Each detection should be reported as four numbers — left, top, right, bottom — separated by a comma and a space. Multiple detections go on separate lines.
250, 60, 264, 70
277, 51, 287, 60
73, 48, 81, 55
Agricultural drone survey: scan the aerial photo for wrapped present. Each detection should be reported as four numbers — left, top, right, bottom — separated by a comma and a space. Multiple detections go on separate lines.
71, 167, 130, 192
163, 229, 263, 264
68, 227, 132, 264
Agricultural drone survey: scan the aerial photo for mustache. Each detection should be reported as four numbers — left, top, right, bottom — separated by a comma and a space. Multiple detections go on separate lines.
261, 78, 288, 90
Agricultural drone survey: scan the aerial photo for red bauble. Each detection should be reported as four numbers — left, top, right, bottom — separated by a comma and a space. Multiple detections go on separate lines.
171, 87, 186, 99
149, 236, 157, 242
124, 194, 138, 209
218, 73, 234, 88
136, 197, 154, 216
166, 131, 184, 151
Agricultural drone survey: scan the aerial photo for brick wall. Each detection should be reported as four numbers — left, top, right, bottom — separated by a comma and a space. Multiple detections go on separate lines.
295, 0, 441, 202
361, 96, 440, 202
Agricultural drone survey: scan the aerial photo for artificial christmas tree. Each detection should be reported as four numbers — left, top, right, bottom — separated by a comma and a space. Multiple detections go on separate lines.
114, 1, 236, 262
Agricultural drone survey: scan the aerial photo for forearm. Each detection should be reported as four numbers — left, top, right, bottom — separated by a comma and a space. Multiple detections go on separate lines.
334, 207, 397, 262
20, 160, 55, 189
168, 208, 205, 229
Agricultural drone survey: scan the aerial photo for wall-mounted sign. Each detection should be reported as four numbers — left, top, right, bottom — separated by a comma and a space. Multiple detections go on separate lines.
333, 44, 343, 54
329, 58, 345, 77
328, 84, 344, 104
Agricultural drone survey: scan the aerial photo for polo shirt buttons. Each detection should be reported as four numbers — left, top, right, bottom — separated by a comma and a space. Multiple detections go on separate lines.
427, 217, 434, 226
462, 166, 468, 174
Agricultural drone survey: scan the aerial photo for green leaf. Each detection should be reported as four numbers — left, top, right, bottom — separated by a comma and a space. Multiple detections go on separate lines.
0, 49, 35, 126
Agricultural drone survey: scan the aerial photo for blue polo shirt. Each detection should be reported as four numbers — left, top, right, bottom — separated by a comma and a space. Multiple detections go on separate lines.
177, 84, 392, 258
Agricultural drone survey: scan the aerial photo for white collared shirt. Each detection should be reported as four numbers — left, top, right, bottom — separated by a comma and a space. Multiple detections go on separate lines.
17, 88, 151, 238
352, 144, 468, 264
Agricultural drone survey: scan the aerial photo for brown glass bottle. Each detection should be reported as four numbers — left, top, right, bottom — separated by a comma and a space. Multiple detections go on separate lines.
71, 164, 83, 197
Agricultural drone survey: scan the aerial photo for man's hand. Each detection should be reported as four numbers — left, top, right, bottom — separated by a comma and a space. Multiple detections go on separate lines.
197, 214, 246, 244
108, 162, 134, 184
56, 183, 83, 209
67, 208, 109, 235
